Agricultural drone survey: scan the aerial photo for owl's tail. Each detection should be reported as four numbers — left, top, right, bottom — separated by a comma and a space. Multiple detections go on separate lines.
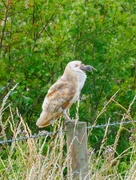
36, 111, 50, 128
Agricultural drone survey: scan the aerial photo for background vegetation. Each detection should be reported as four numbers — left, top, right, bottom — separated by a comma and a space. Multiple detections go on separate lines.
0, 0, 136, 179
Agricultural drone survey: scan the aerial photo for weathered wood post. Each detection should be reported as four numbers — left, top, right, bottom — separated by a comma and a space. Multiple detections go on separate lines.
66, 122, 89, 180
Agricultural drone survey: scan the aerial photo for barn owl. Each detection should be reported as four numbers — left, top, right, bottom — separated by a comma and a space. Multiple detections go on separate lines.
36, 61, 95, 128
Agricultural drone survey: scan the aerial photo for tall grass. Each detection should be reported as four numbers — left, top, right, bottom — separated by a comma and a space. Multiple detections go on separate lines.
0, 87, 136, 180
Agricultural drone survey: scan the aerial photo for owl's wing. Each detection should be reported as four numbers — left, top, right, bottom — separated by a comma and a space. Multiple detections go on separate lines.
36, 81, 76, 127
47, 81, 76, 110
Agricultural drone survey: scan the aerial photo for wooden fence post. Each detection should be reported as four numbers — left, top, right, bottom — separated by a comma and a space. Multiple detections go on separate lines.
66, 122, 89, 180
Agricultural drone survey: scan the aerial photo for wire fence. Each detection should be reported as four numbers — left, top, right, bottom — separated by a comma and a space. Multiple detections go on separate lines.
0, 120, 136, 145
87, 120, 136, 129
0, 131, 54, 145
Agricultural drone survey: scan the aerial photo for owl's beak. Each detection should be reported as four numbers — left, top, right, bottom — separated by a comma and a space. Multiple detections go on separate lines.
80, 64, 97, 72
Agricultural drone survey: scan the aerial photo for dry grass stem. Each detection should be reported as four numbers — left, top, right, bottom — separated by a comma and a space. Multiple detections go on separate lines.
0, 87, 136, 179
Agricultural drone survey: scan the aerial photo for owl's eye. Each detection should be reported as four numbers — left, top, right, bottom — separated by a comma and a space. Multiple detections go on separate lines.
75, 64, 79, 67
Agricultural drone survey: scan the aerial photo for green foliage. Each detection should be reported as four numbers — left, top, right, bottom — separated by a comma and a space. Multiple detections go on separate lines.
0, 0, 136, 177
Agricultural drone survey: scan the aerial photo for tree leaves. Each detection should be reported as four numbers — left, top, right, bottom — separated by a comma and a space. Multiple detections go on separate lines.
0, 0, 136, 134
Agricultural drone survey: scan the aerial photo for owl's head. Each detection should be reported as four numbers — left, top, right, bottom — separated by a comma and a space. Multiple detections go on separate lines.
67, 60, 96, 74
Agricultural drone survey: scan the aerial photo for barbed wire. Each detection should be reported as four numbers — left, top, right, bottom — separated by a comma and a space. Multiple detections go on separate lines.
0, 120, 136, 145
87, 120, 136, 129
0, 131, 54, 145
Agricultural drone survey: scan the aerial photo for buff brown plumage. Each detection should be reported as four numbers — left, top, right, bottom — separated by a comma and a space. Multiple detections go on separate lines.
36, 61, 95, 128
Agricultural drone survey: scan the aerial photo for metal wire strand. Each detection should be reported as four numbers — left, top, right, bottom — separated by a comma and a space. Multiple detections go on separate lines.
87, 120, 136, 129
0, 120, 136, 145
0, 131, 54, 145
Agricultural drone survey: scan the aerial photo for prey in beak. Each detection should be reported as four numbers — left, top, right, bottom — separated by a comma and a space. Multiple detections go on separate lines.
79, 64, 97, 72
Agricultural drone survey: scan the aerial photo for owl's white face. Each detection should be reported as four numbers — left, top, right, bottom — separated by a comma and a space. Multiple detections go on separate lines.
67, 60, 96, 90
67, 61, 86, 91
68, 61, 85, 74
68, 60, 94, 74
